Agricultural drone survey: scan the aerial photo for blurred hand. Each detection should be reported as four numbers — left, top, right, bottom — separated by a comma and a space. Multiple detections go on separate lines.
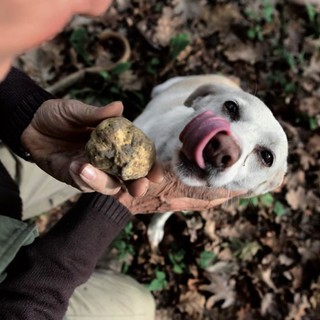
21, 99, 163, 197
116, 163, 245, 214
0, 0, 113, 80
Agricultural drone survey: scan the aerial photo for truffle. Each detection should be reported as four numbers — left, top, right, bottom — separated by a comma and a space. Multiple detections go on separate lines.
86, 117, 156, 180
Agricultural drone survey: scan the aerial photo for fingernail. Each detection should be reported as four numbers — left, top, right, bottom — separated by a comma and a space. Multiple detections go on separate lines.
80, 165, 96, 180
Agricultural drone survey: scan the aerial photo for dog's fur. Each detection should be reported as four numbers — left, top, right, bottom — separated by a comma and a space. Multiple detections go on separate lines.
134, 75, 288, 197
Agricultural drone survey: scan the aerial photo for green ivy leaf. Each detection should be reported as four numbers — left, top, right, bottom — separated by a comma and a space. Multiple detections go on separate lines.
262, 0, 274, 23
309, 116, 319, 130
251, 197, 259, 206
260, 193, 274, 207
147, 57, 160, 75
70, 27, 91, 65
240, 196, 259, 207
239, 198, 250, 207
99, 71, 111, 80
306, 4, 317, 24
274, 201, 286, 217
169, 248, 186, 274
247, 28, 257, 40
146, 271, 168, 291
198, 251, 216, 269
110, 62, 132, 76
238, 241, 261, 261
170, 33, 189, 60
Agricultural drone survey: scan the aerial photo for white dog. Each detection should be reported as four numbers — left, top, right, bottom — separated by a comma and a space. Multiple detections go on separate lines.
134, 75, 288, 197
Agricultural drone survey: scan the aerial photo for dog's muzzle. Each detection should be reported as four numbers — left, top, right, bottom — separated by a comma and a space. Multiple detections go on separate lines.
179, 110, 241, 170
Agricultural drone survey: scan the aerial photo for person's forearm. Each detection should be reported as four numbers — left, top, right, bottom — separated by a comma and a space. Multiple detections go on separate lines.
0, 193, 131, 320
0, 67, 54, 159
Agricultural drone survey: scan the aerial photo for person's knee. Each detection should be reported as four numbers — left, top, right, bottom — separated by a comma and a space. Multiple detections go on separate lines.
67, 269, 155, 319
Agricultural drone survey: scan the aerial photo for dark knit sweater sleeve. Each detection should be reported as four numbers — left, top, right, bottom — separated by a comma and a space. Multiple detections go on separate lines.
0, 67, 54, 159
0, 193, 131, 320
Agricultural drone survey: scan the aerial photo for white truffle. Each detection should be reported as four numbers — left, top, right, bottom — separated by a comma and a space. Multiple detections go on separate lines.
86, 117, 156, 180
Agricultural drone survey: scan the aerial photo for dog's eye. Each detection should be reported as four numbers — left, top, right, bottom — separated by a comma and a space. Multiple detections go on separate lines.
260, 149, 274, 167
223, 100, 239, 121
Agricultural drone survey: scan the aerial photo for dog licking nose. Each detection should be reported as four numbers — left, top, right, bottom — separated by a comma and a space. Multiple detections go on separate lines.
179, 110, 239, 170
134, 75, 288, 195
204, 132, 241, 169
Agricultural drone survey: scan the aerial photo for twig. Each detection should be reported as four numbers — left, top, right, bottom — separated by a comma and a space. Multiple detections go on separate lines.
46, 30, 131, 95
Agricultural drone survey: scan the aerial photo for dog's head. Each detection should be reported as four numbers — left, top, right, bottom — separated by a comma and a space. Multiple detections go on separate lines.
174, 84, 288, 196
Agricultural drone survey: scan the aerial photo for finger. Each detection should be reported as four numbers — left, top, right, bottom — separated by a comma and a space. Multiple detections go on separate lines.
125, 178, 150, 197
147, 161, 164, 183
97, 101, 124, 119
169, 197, 230, 212
68, 100, 124, 127
69, 167, 95, 192
190, 187, 244, 201
209, 197, 230, 206
80, 164, 121, 195
70, 162, 121, 195
233, 189, 247, 197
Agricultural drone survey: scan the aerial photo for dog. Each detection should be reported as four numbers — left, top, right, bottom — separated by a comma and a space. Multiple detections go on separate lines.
134, 75, 288, 197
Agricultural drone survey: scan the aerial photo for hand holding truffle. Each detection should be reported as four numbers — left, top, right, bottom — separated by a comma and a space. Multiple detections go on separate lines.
21, 97, 239, 211
21, 99, 163, 197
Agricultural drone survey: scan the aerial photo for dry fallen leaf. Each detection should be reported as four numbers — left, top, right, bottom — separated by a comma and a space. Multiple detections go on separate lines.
285, 170, 306, 191
17, 40, 64, 86
261, 293, 275, 316
118, 70, 142, 91
299, 97, 320, 117
186, 216, 203, 243
178, 290, 206, 317
201, 3, 242, 37
284, 20, 305, 54
218, 247, 233, 261
295, 149, 316, 170
303, 51, 320, 82
308, 134, 320, 154
285, 187, 306, 211
260, 267, 277, 291
173, 0, 205, 22
285, 293, 311, 320
290, 265, 303, 290
224, 41, 262, 64
154, 6, 182, 46
155, 308, 175, 320
200, 273, 236, 309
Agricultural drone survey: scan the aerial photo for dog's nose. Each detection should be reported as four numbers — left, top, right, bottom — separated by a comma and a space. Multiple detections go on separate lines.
204, 132, 241, 169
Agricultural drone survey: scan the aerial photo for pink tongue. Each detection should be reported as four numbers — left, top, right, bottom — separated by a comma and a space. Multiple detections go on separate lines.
179, 111, 231, 169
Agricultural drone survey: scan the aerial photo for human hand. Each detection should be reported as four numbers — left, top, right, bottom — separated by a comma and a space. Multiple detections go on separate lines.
21, 99, 164, 197
0, 0, 113, 80
116, 163, 245, 214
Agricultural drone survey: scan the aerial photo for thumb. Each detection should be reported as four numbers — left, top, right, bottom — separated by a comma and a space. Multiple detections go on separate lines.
96, 101, 124, 120
70, 100, 124, 126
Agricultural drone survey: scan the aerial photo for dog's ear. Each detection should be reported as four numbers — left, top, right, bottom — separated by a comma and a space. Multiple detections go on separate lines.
184, 84, 240, 108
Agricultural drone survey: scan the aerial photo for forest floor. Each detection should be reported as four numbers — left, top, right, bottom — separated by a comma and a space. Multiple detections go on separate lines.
20, 0, 320, 319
